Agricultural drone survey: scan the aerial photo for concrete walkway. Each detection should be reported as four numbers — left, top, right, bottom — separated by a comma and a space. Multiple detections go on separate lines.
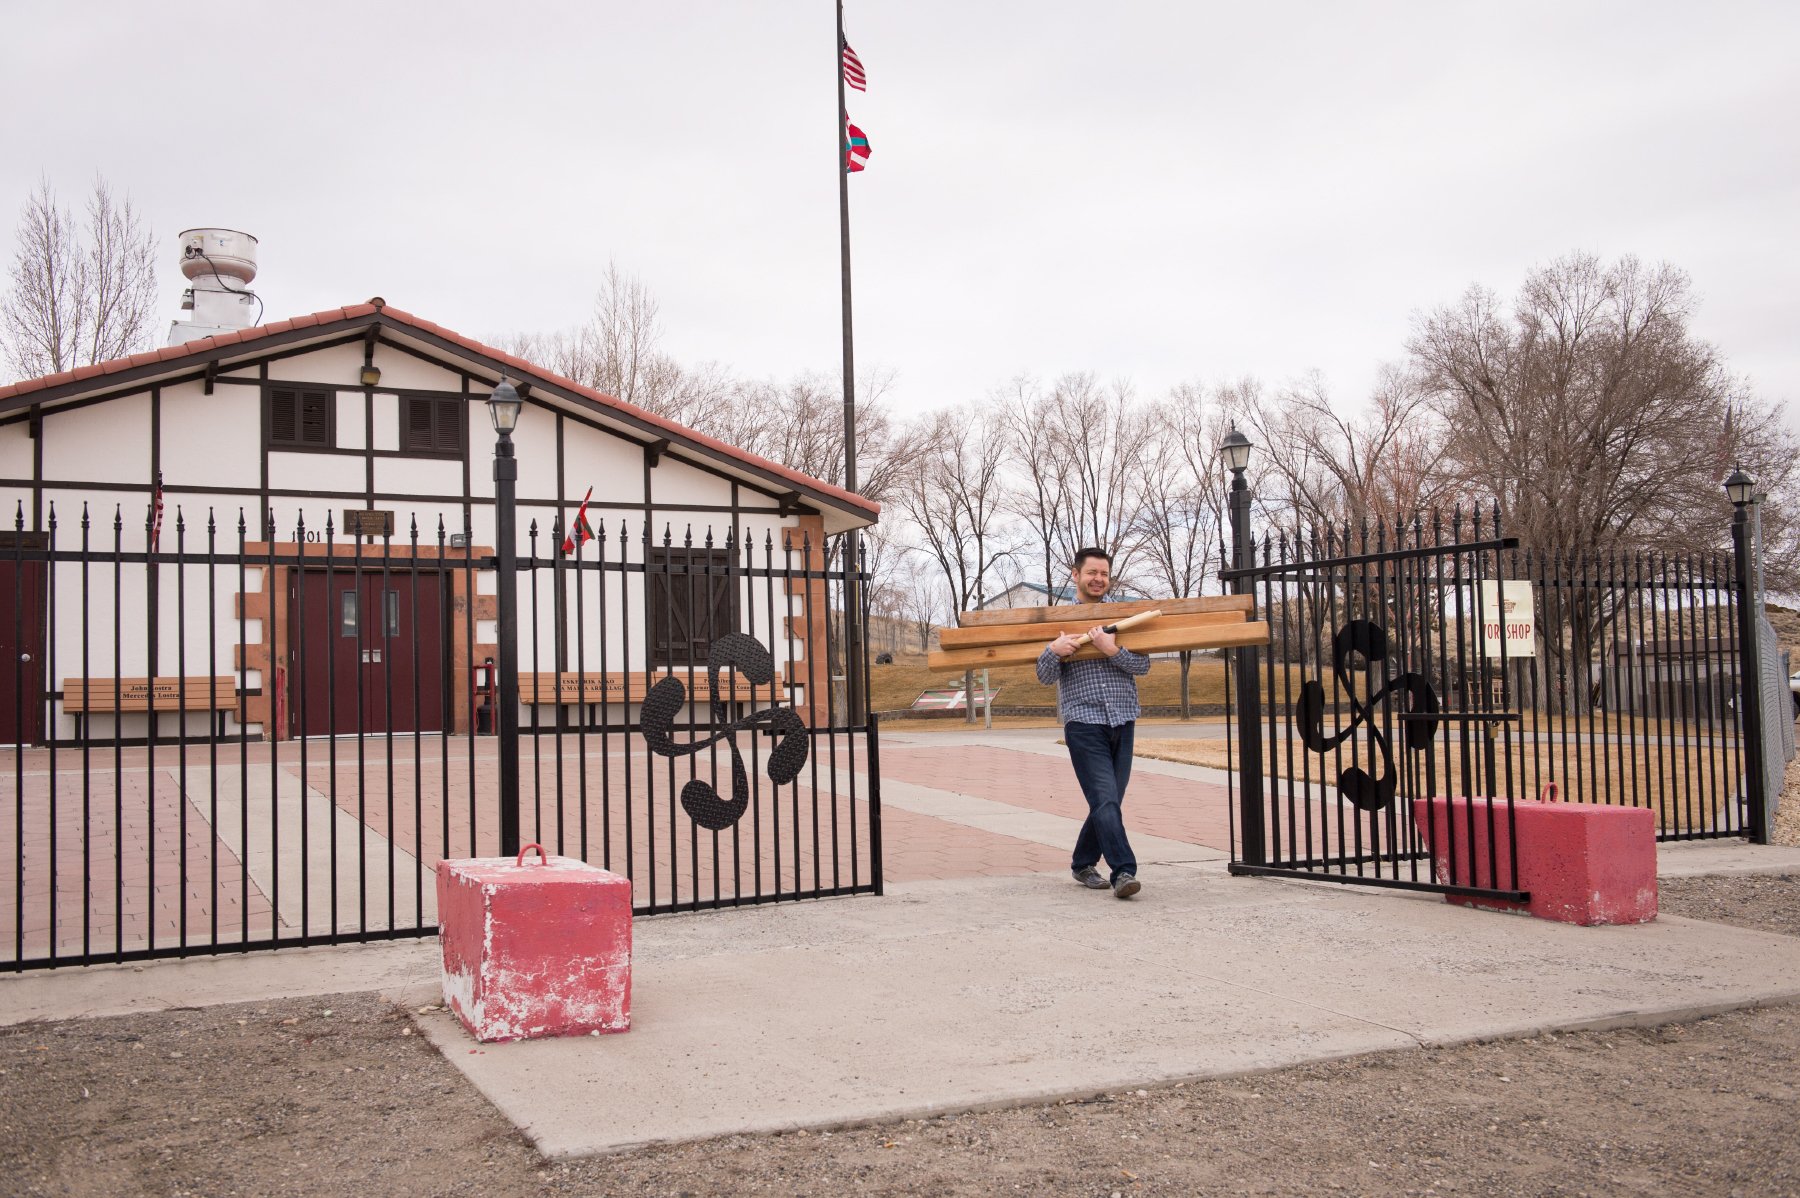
3, 725, 1799, 1160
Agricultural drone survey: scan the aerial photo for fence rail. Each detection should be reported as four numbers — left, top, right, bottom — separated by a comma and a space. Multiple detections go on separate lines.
0, 504, 880, 969
1224, 508, 1751, 896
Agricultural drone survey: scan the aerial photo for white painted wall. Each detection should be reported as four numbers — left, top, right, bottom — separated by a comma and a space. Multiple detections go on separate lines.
365, 346, 463, 392
562, 422, 646, 505
268, 451, 365, 495
42, 393, 150, 483
268, 342, 363, 384
335, 391, 366, 450
161, 379, 259, 489
0, 421, 32, 479
649, 456, 735, 507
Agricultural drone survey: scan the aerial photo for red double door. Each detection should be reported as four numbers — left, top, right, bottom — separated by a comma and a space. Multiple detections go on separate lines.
290, 570, 446, 737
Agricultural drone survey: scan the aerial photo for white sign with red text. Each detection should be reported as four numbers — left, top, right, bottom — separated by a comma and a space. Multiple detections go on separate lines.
1478, 580, 1536, 659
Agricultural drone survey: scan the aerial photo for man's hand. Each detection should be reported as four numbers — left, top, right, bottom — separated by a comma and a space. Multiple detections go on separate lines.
1088, 626, 1119, 657
1049, 632, 1082, 659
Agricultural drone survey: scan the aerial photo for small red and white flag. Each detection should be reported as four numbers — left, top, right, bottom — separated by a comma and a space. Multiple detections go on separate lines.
150, 471, 165, 552
842, 39, 867, 91
844, 119, 871, 173
560, 486, 595, 555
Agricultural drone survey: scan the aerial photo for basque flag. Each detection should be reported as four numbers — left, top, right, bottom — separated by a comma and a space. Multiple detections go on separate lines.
560, 486, 596, 555
842, 39, 867, 91
845, 120, 871, 173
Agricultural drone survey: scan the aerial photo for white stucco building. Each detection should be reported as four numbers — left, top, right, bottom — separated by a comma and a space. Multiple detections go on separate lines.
0, 288, 876, 744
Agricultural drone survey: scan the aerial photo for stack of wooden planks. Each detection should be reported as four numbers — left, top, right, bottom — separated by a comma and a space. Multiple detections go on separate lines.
927, 595, 1271, 673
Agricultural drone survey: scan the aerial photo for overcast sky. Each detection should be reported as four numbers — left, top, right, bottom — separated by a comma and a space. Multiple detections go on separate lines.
5, 2, 1796, 424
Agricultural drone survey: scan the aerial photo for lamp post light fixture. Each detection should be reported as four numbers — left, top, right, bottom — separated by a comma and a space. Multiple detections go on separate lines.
1219, 425, 1253, 475
488, 378, 524, 855
1218, 423, 1264, 865
1725, 465, 1769, 844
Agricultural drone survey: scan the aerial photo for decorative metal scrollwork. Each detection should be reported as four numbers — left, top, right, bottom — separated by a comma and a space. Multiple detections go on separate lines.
1294, 620, 1439, 812
641, 633, 810, 831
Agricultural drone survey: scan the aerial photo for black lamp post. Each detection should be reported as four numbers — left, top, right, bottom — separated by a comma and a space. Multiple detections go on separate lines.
1220, 425, 1265, 865
1726, 467, 1768, 844
488, 379, 523, 857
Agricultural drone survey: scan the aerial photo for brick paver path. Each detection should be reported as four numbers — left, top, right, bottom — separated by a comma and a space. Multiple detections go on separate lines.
0, 735, 1234, 965
878, 745, 1236, 852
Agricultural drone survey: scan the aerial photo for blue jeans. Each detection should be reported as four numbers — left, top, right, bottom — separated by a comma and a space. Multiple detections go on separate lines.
1065, 720, 1137, 880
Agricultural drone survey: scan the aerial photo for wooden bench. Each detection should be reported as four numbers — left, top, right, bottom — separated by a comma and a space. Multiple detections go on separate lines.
521, 670, 790, 706
62, 676, 239, 738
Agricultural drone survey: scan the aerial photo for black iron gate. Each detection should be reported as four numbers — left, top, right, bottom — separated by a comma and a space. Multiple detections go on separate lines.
1223, 508, 1753, 898
0, 504, 881, 971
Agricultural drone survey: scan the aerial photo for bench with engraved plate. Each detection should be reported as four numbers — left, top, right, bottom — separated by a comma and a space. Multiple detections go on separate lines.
520, 670, 789, 706
62, 676, 239, 737
927, 595, 1271, 672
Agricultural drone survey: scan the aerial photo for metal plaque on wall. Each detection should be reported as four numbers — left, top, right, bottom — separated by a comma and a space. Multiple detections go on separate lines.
343, 509, 395, 538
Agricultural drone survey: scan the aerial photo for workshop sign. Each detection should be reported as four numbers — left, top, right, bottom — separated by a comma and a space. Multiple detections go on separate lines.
1478, 580, 1536, 658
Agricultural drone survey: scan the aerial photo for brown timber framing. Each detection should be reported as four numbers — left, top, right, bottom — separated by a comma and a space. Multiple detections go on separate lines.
0, 311, 854, 530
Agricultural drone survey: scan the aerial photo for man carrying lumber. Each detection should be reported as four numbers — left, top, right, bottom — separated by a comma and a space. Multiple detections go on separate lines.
1036, 548, 1148, 899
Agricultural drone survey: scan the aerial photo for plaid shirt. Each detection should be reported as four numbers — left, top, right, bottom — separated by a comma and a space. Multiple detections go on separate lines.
1036, 643, 1150, 726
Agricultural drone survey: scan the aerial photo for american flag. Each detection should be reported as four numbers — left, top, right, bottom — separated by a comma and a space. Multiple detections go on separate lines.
842, 39, 867, 91
150, 471, 165, 553
844, 120, 871, 173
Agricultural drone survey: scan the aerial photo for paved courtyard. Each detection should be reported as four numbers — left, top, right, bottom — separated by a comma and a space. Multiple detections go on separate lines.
0, 724, 1237, 964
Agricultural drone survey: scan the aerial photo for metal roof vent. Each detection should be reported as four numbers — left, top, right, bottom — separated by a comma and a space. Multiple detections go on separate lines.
167, 228, 263, 346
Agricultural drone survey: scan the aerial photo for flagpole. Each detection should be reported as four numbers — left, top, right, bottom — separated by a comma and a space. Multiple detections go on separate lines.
836, 0, 866, 726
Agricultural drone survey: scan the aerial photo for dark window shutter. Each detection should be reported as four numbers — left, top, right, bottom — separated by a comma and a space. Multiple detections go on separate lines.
405, 398, 433, 451
299, 390, 331, 445
270, 390, 297, 443
434, 400, 462, 452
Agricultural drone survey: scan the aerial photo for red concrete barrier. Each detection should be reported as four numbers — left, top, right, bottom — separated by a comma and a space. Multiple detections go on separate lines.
436, 845, 632, 1042
1411, 791, 1657, 926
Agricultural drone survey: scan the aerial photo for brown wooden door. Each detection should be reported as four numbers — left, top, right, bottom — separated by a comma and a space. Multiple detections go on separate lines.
0, 554, 46, 744
291, 569, 445, 736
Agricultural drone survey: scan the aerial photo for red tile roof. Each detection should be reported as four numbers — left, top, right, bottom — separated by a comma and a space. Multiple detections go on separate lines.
0, 302, 879, 520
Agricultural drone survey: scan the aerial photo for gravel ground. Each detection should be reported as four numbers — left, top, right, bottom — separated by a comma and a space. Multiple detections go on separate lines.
3, 873, 1797, 1198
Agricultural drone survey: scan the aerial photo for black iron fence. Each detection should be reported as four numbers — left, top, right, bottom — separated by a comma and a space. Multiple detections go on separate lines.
1223, 508, 1751, 897
0, 504, 880, 970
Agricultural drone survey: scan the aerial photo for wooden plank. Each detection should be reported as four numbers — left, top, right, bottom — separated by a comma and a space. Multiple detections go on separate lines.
63, 676, 237, 713
954, 594, 1253, 628
937, 609, 1245, 650
928, 621, 1271, 672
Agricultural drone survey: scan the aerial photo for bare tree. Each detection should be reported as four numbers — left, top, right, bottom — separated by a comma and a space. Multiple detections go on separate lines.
1134, 383, 1233, 714
2, 176, 158, 382
1410, 253, 1750, 555
1237, 368, 1451, 533
1410, 252, 1800, 707
997, 375, 1074, 601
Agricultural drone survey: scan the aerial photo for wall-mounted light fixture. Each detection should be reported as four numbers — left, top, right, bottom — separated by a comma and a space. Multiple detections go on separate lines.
360, 324, 381, 387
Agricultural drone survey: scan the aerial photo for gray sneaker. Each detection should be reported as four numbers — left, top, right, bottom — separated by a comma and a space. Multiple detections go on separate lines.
1111, 872, 1142, 899
1072, 866, 1109, 890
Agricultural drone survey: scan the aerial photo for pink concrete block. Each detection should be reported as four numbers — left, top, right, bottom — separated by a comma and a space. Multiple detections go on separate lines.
1410, 796, 1657, 926
435, 848, 632, 1042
